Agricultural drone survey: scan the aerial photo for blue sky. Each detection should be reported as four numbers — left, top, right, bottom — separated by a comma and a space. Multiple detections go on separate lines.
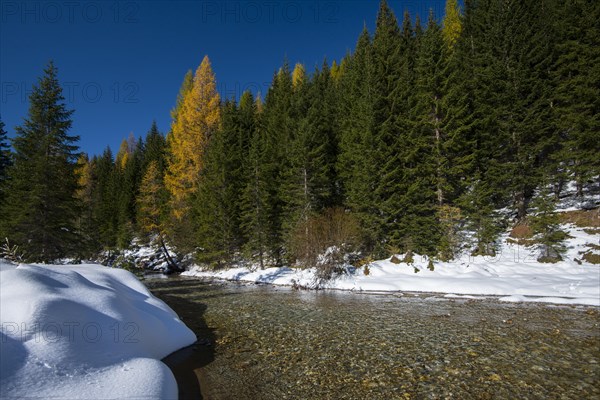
1, 0, 446, 155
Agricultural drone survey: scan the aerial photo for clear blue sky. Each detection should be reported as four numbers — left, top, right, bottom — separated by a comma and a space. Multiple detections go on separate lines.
1, 0, 446, 155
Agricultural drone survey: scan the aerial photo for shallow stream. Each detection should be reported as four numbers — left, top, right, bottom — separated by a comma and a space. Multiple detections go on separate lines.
146, 277, 600, 399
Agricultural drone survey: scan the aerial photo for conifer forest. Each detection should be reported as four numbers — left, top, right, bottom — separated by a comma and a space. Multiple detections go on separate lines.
0, 0, 598, 269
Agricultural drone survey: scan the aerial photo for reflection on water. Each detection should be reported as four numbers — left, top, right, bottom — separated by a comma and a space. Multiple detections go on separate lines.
147, 277, 600, 400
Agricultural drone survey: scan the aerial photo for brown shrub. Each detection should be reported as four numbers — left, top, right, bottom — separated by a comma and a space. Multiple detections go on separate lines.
582, 252, 600, 264
510, 222, 533, 239
288, 207, 360, 270
559, 209, 600, 227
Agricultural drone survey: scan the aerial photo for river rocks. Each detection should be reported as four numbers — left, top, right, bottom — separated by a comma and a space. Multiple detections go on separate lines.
147, 278, 600, 399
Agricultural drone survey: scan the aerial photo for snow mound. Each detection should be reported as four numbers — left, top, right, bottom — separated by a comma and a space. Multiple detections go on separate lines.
0, 262, 196, 399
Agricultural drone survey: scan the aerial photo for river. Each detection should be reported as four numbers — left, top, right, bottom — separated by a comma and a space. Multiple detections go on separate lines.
145, 276, 599, 399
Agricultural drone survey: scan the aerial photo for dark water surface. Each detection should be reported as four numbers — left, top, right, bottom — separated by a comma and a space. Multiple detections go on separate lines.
146, 277, 600, 400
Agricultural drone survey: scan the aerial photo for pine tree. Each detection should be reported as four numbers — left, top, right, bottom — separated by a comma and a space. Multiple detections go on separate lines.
2, 62, 81, 261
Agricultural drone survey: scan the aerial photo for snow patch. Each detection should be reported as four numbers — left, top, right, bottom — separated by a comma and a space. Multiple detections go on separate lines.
0, 262, 196, 399
183, 225, 600, 306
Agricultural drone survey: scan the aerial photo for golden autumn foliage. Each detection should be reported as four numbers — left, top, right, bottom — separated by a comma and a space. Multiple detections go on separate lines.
442, 0, 462, 49
115, 139, 130, 170
292, 63, 306, 89
165, 55, 221, 219
75, 154, 92, 203
138, 161, 165, 235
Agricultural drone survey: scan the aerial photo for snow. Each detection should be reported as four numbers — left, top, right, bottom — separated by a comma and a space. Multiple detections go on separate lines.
0, 262, 196, 399
183, 225, 600, 306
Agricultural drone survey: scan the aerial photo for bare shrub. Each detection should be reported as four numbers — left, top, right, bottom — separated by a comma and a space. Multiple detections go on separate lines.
1, 238, 26, 263
288, 208, 360, 279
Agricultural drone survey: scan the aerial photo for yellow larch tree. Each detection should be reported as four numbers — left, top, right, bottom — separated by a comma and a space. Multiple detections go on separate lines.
292, 63, 306, 89
165, 55, 221, 220
442, 0, 462, 49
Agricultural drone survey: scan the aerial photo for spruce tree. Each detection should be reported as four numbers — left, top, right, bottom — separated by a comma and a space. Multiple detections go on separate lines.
468, 0, 555, 219
337, 27, 379, 251
551, 0, 600, 197
241, 94, 271, 268
529, 184, 568, 263
0, 118, 10, 204
143, 121, 167, 174
3, 62, 81, 261
91, 148, 119, 251
410, 11, 449, 257
281, 62, 340, 261
195, 97, 250, 266
253, 62, 294, 265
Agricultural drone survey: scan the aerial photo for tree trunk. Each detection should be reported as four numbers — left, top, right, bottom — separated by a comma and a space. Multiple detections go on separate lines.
158, 233, 179, 272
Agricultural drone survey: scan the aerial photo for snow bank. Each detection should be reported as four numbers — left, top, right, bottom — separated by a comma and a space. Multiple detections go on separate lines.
0, 262, 196, 399
183, 226, 600, 306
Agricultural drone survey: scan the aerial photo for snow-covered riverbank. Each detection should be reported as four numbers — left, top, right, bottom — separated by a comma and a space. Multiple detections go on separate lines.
183, 225, 600, 306
0, 262, 196, 399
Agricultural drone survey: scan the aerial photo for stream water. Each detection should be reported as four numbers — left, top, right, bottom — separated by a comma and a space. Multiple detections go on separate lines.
145, 276, 600, 399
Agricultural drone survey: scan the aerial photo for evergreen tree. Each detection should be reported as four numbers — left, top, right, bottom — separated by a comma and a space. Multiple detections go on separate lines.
251, 62, 294, 265
551, 0, 600, 196
337, 27, 379, 251
0, 118, 10, 204
241, 93, 271, 268
143, 121, 167, 174
75, 153, 96, 257
91, 147, 119, 251
195, 96, 251, 265
468, 0, 555, 219
529, 183, 568, 262
3, 62, 81, 261
410, 11, 448, 257
371, 2, 421, 254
